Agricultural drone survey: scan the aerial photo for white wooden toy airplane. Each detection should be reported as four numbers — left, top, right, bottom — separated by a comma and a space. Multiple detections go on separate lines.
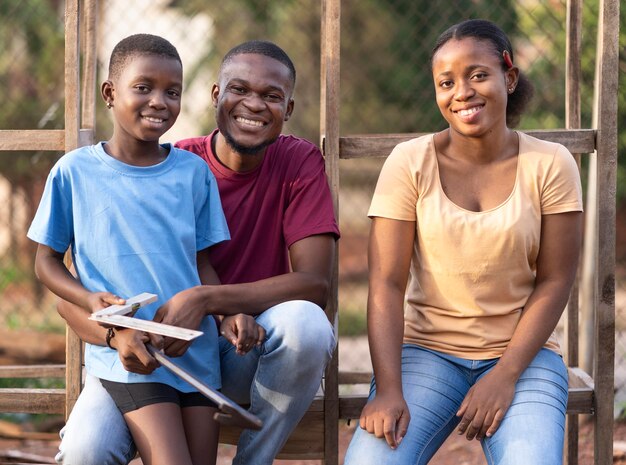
89, 293, 263, 430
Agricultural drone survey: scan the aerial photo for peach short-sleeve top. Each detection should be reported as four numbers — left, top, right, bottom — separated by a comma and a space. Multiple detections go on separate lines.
368, 132, 583, 359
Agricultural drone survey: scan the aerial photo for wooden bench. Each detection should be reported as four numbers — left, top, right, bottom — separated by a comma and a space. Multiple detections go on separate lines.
0, 1, 619, 464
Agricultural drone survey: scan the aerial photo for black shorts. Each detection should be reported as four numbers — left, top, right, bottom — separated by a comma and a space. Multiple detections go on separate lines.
100, 379, 218, 414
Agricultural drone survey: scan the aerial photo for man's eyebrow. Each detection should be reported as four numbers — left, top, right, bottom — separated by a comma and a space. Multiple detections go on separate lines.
227, 78, 286, 94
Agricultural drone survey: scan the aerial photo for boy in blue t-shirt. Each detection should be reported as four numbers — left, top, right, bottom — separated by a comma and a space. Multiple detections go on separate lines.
27, 34, 229, 465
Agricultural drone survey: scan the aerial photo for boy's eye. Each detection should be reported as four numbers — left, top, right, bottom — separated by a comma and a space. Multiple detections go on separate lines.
135, 85, 150, 92
168, 89, 181, 98
230, 86, 246, 94
264, 94, 283, 102
440, 80, 453, 89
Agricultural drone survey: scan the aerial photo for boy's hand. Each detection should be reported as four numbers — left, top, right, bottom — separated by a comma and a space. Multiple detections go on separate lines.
220, 314, 266, 355
111, 328, 159, 374
85, 292, 125, 314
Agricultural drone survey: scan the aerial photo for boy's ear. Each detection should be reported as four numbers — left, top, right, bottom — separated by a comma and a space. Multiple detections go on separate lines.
101, 80, 114, 107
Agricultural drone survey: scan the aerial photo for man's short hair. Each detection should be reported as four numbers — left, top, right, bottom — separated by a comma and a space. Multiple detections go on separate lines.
221, 40, 296, 85
108, 34, 181, 79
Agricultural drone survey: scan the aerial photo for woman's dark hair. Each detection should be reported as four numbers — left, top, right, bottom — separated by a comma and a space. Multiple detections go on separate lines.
431, 19, 533, 127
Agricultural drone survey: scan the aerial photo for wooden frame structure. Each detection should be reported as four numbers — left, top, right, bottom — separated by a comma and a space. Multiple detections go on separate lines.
0, 1, 619, 464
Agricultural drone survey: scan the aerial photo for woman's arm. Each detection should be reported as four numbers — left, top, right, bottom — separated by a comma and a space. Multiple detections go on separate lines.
456, 210, 583, 440
359, 217, 415, 449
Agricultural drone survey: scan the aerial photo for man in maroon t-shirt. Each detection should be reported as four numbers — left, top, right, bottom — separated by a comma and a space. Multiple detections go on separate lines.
56, 41, 339, 465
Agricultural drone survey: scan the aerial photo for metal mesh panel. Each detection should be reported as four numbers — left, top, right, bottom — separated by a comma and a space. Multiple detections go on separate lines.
2, 0, 624, 416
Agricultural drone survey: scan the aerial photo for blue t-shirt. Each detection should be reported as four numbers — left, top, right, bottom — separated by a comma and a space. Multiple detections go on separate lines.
27, 142, 230, 391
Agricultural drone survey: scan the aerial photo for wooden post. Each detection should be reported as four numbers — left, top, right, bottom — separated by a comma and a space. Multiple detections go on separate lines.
81, 0, 98, 139
591, 0, 619, 463
564, 0, 582, 463
64, 0, 82, 418
320, 0, 340, 463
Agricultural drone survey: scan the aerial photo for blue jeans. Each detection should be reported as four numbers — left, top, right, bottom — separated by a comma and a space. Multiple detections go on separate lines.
344, 345, 568, 465
55, 300, 336, 465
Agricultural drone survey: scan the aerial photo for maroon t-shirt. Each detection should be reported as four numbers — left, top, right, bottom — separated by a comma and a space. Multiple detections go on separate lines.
176, 130, 340, 285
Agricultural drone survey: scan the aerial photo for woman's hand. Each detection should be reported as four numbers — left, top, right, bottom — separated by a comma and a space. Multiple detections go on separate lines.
359, 392, 410, 450
220, 314, 266, 355
111, 328, 159, 375
456, 366, 516, 440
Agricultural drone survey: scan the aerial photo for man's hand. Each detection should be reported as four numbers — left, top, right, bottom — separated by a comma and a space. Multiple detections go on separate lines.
111, 328, 159, 374
220, 314, 266, 355
359, 392, 410, 449
152, 287, 207, 357
456, 367, 516, 440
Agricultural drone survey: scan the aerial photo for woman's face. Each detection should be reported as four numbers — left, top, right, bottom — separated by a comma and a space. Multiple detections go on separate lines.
431, 37, 517, 138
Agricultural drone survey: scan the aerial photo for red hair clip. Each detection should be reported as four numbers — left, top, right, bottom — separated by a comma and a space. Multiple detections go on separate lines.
502, 50, 514, 69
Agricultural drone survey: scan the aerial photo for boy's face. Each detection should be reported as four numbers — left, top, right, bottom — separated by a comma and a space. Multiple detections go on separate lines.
212, 53, 294, 156
104, 54, 183, 144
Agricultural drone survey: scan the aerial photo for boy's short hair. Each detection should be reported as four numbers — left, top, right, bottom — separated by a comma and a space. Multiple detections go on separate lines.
108, 34, 181, 79
221, 40, 296, 85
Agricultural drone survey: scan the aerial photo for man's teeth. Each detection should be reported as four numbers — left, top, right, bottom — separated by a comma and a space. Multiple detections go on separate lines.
143, 116, 164, 123
458, 107, 480, 117
237, 117, 264, 127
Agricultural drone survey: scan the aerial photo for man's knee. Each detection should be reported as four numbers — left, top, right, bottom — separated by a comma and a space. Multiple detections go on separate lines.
56, 375, 134, 465
262, 300, 336, 359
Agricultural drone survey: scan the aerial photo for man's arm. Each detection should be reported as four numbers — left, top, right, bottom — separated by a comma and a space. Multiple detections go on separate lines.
154, 233, 335, 330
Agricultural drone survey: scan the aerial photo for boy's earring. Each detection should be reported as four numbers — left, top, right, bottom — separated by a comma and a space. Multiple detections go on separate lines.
106, 102, 113, 109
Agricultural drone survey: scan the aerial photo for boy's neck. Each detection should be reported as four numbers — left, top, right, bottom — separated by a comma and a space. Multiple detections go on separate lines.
104, 138, 168, 167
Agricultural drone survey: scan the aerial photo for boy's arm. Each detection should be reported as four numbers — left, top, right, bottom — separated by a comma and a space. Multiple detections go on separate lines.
35, 244, 124, 312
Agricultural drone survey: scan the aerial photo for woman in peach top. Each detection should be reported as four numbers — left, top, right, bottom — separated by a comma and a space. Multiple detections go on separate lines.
345, 19, 583, 465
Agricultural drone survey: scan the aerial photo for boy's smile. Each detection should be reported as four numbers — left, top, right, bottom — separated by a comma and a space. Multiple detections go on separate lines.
103, 54, 183, 165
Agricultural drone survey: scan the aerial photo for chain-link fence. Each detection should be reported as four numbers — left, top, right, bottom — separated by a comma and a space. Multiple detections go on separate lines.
1, 0, 625, 413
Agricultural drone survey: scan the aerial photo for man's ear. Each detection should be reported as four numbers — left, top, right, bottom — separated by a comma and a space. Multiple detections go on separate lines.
284, 99, 295, 122
211, 83, 220, 108
101, 80, 114, 107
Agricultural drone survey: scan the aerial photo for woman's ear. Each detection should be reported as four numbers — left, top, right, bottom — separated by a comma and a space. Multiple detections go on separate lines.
505, 67, 520, 92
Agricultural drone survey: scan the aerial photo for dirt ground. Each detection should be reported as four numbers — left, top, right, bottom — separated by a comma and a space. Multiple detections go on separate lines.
0, 419, 624, 464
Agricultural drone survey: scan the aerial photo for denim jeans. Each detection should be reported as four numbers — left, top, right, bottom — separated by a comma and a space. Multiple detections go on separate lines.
55, 300, 336, 465
344, 345, 568, 465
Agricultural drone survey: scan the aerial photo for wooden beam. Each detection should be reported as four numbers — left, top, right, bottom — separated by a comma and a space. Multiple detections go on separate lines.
0, 389, 65, 414
0, 130, 65, 151
0, 365, 65, 379
338, 129, 596, 159
337, 367, 594, 419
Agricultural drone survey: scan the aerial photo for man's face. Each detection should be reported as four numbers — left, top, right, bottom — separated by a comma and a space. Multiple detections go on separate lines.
212, 53, 294, 156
